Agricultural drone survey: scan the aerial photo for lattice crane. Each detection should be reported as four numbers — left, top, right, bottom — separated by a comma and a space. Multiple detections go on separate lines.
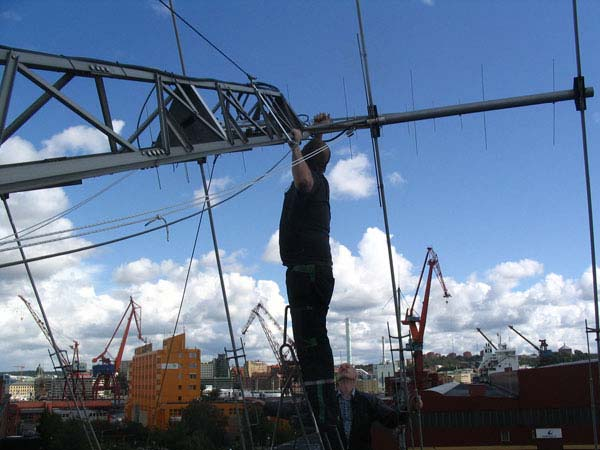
508, 325, 551, 358
401, 247, 451, 391
241, 302, 294, 366
91, 296, 145, 400
476, 327, 498, 350
19, 295, 89, 398
19, 295, 70, 368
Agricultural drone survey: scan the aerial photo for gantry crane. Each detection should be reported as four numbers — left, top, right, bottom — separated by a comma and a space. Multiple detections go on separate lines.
476, 328, 498, 350
92, 296, 144, 400
508, 325, 551, 360
241, 302, 294, 366
401, 247, 451, 391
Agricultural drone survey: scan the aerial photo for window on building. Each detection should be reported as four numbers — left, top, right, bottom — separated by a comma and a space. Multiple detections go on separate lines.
500, 431, 510, 443
189, 352, 195, 358
178, 396, 182, 401
190, 373, 197, 379
178, 385, 182, 390
188, 385, 196, 390
189, 362, 197, 368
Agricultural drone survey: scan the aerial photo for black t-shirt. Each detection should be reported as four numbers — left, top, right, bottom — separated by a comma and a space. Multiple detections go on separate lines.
279, 171, 332, 266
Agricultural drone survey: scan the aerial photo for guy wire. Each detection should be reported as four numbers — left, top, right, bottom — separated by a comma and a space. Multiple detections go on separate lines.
0, 142, 332, 252
0, 171, 134, 242
0, 141, 337, 268
410, 70, 419, 156
150, 154, 215, 433
156, 0, 253, 79
481, 64, 488, 150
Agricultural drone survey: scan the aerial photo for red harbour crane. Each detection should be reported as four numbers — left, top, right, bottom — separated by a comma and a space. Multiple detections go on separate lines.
402, 247, 451, 391
92, 296, 145, 400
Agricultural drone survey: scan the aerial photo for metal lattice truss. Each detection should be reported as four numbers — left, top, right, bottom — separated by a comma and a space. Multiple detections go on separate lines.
241, 302, 294, 366
0, 45, 303, 195
0, 45, 595, 197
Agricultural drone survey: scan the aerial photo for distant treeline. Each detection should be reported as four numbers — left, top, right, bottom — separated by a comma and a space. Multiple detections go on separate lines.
422, 350, 597, 371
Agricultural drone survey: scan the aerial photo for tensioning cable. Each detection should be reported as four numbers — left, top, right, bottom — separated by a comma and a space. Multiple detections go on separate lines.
0, 141, 334, 254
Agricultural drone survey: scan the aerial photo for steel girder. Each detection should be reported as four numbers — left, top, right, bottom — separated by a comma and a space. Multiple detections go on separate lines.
0, 45, 302, 195
0, 45, 595, 195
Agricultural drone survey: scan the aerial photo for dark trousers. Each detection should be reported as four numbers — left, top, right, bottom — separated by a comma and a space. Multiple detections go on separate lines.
286, 264, 342, 448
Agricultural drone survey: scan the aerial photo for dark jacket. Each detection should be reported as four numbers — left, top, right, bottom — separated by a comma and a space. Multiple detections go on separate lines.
279, 170, 331, 267
342, 390, 405, 450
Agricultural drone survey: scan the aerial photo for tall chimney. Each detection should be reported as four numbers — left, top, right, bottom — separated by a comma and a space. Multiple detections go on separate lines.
345, 317, 352, 364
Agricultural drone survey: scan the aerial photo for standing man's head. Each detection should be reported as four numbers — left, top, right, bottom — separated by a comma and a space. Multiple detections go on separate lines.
301, 112, 332, 174
337, 363, 358, 396
301, 139, 330, 174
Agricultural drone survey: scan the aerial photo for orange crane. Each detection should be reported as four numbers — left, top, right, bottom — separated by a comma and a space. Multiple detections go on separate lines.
92, 296, 145, 400
402, 247, 451, 391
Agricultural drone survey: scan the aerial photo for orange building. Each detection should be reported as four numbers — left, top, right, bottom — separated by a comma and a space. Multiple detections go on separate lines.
125, 333, 201, 429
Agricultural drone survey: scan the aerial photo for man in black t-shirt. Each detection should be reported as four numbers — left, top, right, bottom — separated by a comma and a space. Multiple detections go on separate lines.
279, 113, 342, 448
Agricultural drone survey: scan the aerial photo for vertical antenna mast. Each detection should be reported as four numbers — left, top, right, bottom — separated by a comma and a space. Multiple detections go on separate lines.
355, 2, 419, 449
355, 0, 406, 381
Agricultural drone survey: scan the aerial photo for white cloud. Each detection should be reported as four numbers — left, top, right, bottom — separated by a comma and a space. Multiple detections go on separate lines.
0, 117, 596, 371
262, 230, 281, 264
198, 248, 249, 274
0, 136, 39, 164
331, 227, 414, 316
209, 176, 234, 199
149, 1, 171, 17
420, 0, 435, 6
0, 188, 94, 281
487, 259, 543, 292
0, 133, 105, 282
328, 153, 376, 199
113, 258, 161, 284
1, 10, 22, 21
326, 231, 597, 362
193, 176, 235, 203
2, 220, 598, 369
40, 120, 125, 158
388, 171, 406, 186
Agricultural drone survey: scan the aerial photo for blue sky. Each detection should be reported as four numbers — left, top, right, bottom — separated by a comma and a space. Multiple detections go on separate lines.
1, 0, 599, 370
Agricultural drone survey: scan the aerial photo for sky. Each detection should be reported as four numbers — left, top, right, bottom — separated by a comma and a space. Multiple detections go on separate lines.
1, 0, 600, 372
